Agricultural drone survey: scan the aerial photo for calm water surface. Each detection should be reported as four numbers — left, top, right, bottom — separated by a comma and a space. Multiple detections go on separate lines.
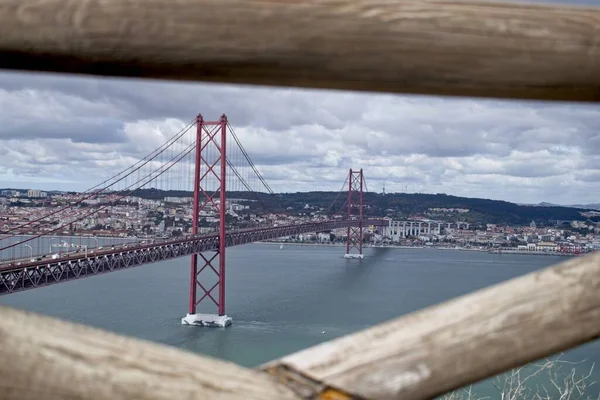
2, 244, 598, 397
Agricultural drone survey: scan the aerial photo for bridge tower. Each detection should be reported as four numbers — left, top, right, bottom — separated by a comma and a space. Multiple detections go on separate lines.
182, 114, 232, 327
344, 168, 364, 259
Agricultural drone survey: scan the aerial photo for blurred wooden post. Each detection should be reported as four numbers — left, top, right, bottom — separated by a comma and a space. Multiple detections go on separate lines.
0, 0, 599, 102
0, 305, 301, 400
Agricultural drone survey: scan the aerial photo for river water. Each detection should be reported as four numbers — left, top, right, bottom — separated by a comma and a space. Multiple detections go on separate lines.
0, 235, 137, 262
1, 244, 598, 398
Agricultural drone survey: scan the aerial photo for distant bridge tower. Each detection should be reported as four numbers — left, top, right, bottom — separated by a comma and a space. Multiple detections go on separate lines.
182, 114, 232, 327
344, 168, 364, 259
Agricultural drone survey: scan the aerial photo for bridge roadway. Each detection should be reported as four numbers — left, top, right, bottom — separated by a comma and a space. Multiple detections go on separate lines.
0, 219, 386, 295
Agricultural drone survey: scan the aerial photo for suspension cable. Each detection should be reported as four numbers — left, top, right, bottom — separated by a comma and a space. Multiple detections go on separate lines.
0, 137, 200, 252
0, 118, 196, 238
226, 122, 289, 213
324, 173, 350, 216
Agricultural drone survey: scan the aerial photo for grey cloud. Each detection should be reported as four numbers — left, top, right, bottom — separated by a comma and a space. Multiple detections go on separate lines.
501, 160, 569, 179
2, 71, 599, 159
371, 100, 600, 159
0, 119, 126, 144
0, 72, 363, 133
1, 69, 600, 204
575, 170, 600, 183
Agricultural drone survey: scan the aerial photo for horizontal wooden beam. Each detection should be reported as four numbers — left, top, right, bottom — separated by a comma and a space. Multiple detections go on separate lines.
262, 251, 600, 399
0, 0, 599, 102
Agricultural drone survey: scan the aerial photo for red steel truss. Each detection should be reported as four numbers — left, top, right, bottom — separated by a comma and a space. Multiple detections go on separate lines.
345, 168, 364, 257
189, 114, 228, 316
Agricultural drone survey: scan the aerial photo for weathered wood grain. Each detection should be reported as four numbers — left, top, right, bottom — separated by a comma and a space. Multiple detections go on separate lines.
0, 306, 300, 400
262, 251, 600, 399
0, 0, 599, 101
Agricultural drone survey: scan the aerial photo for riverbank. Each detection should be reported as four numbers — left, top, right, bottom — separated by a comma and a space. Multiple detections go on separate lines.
488, 249, 576, 257
255, 241, 581, 257
257, 242, 459, 250
256, 242, 432, 249
256, 242, 344, 247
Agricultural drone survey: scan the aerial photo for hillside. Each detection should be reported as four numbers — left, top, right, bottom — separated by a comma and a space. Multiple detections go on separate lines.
524, 201, 600, 211
129, 189, 591, 226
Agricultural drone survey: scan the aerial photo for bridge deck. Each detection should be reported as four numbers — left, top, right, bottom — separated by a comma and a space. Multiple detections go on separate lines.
0, 219, 386, 295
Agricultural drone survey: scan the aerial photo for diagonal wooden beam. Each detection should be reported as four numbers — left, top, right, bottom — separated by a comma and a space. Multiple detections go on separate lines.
0, 0, 599, 102
261, 251, 600, 399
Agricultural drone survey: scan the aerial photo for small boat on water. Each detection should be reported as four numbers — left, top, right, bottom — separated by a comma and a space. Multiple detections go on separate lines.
279, 244, 284, 250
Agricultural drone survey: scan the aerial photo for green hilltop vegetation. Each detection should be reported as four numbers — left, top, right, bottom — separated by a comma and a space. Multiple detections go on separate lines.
130, 188, 593, 227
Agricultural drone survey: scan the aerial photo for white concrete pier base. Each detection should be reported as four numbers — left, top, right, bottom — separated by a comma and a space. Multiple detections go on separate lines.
181, 313, 232, 327
344, 253, 364, 259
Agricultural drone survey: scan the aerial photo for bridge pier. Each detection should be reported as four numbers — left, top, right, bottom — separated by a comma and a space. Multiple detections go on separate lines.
182, 113, 232, 327
182, 311, 232, 327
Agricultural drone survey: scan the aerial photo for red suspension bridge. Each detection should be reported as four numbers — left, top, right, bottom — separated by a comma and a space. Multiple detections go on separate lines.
0, 114, 385, 326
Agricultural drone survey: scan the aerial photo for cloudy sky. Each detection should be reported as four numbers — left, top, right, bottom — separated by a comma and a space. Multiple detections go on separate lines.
0, 0, 599, 206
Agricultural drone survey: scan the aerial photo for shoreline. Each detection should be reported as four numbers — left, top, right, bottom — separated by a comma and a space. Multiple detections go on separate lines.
256, 242, 345, 247
254, 241, 580, 257
255, 242, 426, 249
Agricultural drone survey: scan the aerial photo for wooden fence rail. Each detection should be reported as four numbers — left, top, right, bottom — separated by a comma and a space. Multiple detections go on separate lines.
1, 0, 600, 398
0, 0, 599, 102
